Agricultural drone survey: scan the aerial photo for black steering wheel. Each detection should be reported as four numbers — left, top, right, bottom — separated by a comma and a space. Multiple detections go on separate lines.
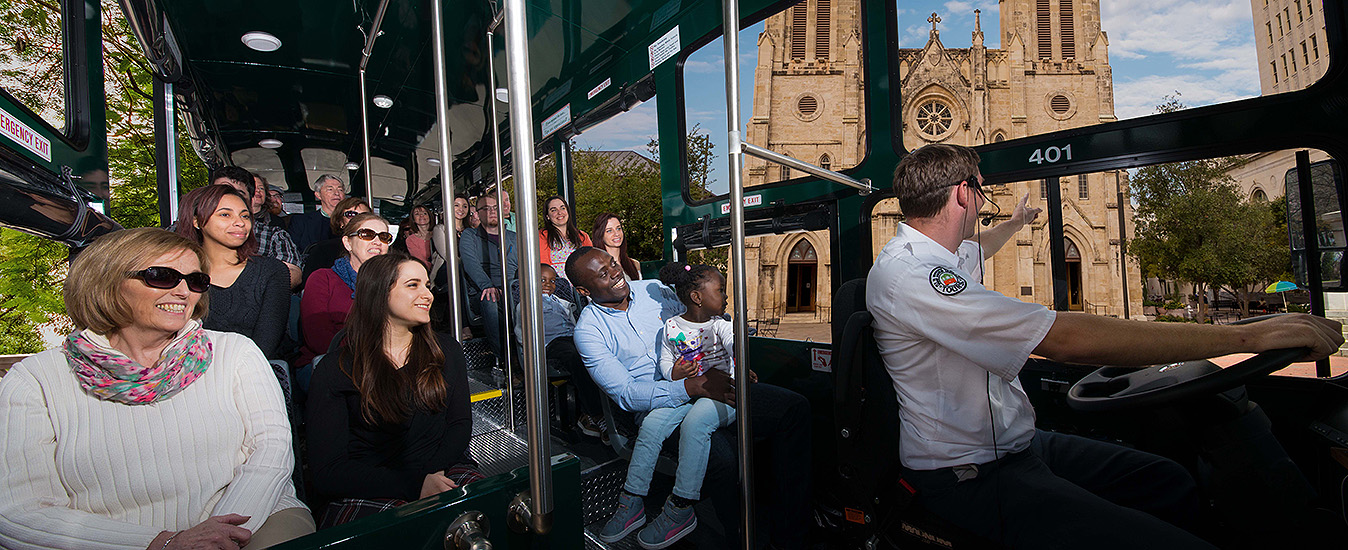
1066, 315, 1311, 412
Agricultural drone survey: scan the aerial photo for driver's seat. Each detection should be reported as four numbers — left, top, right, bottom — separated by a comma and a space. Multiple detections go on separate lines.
831, 278, 998, 548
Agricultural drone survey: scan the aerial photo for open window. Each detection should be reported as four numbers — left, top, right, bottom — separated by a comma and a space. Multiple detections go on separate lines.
894, 0, 1333, 151
679, 0, 869, 202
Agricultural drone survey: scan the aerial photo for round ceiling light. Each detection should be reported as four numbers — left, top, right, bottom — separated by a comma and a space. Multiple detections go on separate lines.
344, 162, 360, 171
258, 138, 283, 149
241, 31, 282, 52
495, 88, 509, 103
372, 95, 394, 109
427, 157, 440, 166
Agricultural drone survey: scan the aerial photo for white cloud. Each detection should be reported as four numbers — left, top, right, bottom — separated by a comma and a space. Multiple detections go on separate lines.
1102, 0, 1261, 116
574, 101, 659, 153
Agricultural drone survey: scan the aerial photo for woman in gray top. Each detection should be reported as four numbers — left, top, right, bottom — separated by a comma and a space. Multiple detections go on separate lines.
175, 184, 291, 359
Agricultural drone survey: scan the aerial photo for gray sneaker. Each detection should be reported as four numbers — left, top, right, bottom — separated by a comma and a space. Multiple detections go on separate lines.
598, 492, 646, 542
636, 497, 697, 549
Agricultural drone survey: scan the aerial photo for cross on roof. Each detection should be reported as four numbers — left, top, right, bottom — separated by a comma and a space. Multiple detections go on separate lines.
928, 12, 941, 35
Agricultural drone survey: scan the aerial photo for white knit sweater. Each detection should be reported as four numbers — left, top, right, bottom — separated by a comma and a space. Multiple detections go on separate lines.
0, 330, 305, 550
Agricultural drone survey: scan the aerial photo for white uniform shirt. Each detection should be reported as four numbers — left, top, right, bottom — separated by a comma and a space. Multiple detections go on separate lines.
866, 223, 1056, 470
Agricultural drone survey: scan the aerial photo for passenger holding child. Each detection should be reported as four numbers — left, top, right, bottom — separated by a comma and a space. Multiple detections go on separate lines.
598, 262, 750, 549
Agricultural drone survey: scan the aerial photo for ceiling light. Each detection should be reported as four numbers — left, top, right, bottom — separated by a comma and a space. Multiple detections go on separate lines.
372, 95, 394, 108
495, 88, 509, 103
427, 157, 440, 166
344, 162, 360, 170
258, 138, 283, 149
391, 195, 406, 201
241, 31, 282, 52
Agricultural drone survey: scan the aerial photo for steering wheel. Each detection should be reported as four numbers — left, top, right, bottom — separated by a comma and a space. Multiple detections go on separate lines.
1065, 315, 1311, 412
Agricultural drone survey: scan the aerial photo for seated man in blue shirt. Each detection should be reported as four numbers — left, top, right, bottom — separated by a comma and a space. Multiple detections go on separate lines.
567, 246, 811, 549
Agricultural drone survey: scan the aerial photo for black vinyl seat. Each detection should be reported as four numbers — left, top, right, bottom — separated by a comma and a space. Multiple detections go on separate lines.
830, 278, 999, 549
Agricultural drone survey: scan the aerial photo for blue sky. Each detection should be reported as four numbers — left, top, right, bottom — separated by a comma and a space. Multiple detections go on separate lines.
575, 0, 1266, 192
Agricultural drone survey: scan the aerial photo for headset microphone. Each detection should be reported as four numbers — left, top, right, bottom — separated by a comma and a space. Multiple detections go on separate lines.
975, 183, 1001, 226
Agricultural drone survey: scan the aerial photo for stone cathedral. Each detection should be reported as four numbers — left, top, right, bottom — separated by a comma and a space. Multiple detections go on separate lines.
738, 0, 1144, 325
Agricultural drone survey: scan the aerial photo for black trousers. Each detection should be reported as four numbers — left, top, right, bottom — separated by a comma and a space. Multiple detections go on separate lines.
902, 430, 1216, 550
545, 336, 603, 418
702, 382, 812, 550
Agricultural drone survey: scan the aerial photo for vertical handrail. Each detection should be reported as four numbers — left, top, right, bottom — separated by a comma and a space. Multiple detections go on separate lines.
503, 0, 554, 533
430, 0, 463, 340
358, 0, 392, 203
358, 68, 375, 201
719, 1, 756, 548
153, 79, 179, 227
485, 28, 516, 429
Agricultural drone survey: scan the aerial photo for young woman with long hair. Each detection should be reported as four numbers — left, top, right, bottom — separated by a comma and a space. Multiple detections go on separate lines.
591, 212, 641, 280
306, 253, 480, 528
176, 184, 291, 359
539, 195, 592, 276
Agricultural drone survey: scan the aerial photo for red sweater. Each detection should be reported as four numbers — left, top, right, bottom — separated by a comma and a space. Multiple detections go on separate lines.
299, 268, 354, 366
539, 230, 592, 271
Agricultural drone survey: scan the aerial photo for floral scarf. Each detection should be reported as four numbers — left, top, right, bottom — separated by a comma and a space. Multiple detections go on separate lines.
63, 320, 213, 405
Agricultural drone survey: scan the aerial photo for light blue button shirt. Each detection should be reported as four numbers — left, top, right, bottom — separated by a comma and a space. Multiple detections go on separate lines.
574, 280, 690, 412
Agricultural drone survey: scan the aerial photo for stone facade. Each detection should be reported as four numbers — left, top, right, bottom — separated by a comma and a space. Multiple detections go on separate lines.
736, 0, 1143, 325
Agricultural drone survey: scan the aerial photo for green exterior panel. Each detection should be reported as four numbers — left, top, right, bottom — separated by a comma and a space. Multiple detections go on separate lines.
271, 453, 583, 550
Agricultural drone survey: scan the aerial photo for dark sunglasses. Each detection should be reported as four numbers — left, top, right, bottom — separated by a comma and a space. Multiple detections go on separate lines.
342, 210, 363, 218
128, 267, 211, 293
347, 228, 394, 244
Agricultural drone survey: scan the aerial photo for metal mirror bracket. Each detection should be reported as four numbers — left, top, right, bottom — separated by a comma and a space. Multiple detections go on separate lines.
444, 511, 491, 550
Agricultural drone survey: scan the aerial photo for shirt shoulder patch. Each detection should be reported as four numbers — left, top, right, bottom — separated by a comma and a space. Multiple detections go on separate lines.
928, 266, 967, 296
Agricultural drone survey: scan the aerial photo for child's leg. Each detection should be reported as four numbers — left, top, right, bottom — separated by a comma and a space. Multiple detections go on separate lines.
624, 403, 692, 496
671, 398, 737, 500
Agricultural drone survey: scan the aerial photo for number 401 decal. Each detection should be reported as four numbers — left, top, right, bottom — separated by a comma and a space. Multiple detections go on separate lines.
1028, 144, 1072, 165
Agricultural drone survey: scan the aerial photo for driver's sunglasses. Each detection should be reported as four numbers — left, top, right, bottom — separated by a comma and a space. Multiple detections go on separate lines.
347, 228, 394, 244
128, 266, 211, 293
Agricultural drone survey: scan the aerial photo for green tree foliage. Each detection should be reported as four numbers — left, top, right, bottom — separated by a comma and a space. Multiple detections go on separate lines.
534, 146, 665, 263
1129, 97, 1289, 322
0, 1, 209, 351
0, 229, 71, 353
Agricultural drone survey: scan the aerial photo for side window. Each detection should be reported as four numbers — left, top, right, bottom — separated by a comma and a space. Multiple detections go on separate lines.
0, 0, 68, 132
705, 229, 837, 344
680, 0, 868, 201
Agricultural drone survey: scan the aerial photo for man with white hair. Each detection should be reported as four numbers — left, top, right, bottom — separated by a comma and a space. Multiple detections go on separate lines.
287, 174, 349, 255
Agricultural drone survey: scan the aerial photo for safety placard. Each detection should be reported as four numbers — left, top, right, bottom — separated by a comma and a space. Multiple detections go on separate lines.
0, 108, 52, 162
649, 26, 680, 69
540, 104, 572, 139
587, 78, 612, 100
811, 349, 832, 372
719, 194, 762, 214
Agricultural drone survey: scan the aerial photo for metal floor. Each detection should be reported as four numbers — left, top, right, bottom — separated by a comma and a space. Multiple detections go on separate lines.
463, 339, 719, 549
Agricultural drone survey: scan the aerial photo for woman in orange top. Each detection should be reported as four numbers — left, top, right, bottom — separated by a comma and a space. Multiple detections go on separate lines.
539, 195, 591, 277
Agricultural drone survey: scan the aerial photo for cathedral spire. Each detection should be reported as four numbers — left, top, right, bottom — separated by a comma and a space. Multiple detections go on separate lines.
972, 9, 984, 45
927, 12, 941, 39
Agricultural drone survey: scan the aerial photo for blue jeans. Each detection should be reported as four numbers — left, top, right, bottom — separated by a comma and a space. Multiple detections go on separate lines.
625, 398, 737, 500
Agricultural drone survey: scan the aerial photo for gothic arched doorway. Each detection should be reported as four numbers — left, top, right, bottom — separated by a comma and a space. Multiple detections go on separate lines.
1065, 238, 1083, 311
786, 239, 817, 313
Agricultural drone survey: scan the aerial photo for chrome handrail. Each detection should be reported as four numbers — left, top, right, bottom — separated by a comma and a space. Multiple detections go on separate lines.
431, 0, 464, 340
502, 0, 553, 533
741, 142, 873, 195
719, 1, 756, 548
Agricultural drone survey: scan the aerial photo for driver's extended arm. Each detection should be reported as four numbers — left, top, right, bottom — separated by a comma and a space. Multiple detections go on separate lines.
1034, 312, 1345, 366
